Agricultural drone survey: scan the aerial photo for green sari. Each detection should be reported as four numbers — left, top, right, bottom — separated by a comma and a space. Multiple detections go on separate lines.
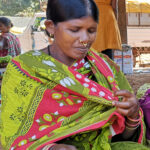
0, 50, 148, 150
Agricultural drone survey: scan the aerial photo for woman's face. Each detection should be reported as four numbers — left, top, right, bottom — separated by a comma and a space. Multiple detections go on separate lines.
0, 22, 10, 33
49, 16, 97, 65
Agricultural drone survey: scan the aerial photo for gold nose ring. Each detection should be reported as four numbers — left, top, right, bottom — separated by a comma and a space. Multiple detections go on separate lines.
80, 40, 88, 47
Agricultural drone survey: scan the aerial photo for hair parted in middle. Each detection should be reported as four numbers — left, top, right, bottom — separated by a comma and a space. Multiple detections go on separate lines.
46, 0, 99, 24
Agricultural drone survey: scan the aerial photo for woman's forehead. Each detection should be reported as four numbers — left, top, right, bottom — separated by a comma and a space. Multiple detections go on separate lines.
57, 16, 97, 26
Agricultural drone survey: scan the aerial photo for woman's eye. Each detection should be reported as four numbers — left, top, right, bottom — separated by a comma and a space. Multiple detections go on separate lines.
69, 29, 79, 32
88, 29, 96, 33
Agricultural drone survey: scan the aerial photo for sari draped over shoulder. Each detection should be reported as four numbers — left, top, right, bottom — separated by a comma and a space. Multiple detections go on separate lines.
0, 50, 148, 150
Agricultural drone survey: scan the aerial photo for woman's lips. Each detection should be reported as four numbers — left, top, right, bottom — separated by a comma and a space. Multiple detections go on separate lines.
75, 47, 89, 53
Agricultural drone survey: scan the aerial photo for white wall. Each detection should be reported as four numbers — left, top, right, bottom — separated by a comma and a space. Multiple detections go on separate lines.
127, 13, 150, 26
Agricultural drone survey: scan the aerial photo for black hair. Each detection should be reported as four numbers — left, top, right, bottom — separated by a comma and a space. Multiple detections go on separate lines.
46, 0, 99, 24
0, 17, 13, 27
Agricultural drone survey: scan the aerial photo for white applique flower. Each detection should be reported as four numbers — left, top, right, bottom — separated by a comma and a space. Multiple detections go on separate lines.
76, 74, 82, 79
31, 135, 36, 140
66, 77, 76, 85
73, 63, 78, 67
60, 118, 65, 121
91, 87, 97, 92
32, 51, 41, 56
54, 111, 59, 115
60, 103, 64, 107
84, 62, 90, 68
42, 60, 56, 67
36, 119, 40, 123
83, 83, 89, 88
52, 69, 58, 72
93, 83, 97, 87
80, 59, 85, 64
64, 78, 71, 86
99, 91, 105, 97
40, 126, 49, 131
60, 80, 67, 87
108, 96, 112, 100
92, 59, 95, 63
84, 78, 90, 82
77, 100, 82, 103
60, 77, 76, 87
11, 147, 15, 150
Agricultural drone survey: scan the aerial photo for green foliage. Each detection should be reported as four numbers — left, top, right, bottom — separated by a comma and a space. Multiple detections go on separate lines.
0, 0, 40, 16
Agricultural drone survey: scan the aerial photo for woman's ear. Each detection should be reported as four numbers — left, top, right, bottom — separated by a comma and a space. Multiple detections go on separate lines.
44, 20, 55, 35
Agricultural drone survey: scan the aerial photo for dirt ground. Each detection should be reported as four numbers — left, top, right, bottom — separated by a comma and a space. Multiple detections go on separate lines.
125, 52, 150, 94
126, 73, 150, 94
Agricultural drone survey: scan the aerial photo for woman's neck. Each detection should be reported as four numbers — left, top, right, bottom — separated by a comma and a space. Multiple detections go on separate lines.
49, 45, 75, 66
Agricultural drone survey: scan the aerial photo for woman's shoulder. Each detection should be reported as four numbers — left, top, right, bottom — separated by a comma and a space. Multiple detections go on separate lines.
13, 49, 46, 60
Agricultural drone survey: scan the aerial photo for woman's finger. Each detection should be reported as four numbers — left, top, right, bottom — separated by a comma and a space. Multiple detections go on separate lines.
113, 101, 131, 109
114, 90, 134, 98
114, 102, 139, 117
115, 107, 130, 116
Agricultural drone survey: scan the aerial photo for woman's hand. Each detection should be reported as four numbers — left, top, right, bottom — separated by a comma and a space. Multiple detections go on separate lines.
113, 90, 139, 119
51, 144, 77, 150
113, 90, 141, 140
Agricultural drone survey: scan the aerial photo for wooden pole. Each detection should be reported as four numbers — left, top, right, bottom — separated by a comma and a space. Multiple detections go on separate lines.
118, 0, 127, 44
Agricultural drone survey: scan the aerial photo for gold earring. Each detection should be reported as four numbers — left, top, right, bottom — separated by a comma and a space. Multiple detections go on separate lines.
48, 33, 54, 44
50, 33, 54, 38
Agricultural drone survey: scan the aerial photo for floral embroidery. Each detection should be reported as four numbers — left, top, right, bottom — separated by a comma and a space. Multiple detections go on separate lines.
14, 80, 33, 97
9, 107, 26, 122
52, 93, 62, 100
43, 114, 53, 122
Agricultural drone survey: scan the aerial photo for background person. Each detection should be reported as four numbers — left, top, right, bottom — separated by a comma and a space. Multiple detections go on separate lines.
137, 83, 150, 147
0, 0, 149, 150
0, 17, 21, 57
92, 0, 122, 59
0, 17, 21, 90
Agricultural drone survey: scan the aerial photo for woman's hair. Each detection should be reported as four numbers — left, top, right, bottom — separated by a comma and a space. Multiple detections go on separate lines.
0, 17, 13, 27
46, 0, 99, 24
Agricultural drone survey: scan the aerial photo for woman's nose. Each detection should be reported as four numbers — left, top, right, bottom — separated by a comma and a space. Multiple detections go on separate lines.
80, 31, 89, 43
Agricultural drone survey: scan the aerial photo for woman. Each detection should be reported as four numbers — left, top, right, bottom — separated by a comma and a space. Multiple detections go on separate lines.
0, 35, 11, 89
0, 17, 21, 92
0, 0, 148, 150
137, 84, 150, 147
0, 17, 21, 57
92, 0, 122, 59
